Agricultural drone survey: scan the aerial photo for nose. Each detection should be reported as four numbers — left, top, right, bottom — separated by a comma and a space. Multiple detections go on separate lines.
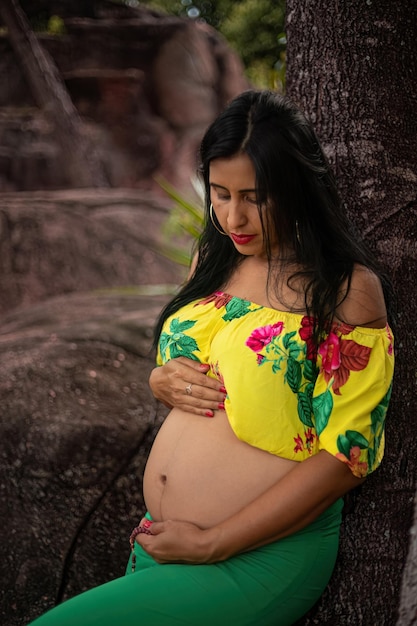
226, 198, 248, 230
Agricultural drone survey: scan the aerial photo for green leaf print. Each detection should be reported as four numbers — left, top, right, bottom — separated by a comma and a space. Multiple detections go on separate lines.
159, 332, 171, 359
345, 430, 369, 449
222, 298, 253, 321
371, 384, 392, 434
297, 391, 314, 427
370, 405, 385, 434
303, 359, 319, 382
305, 382, 315, 399
312, 389, 333, 435
337, 430, 369, 458
169, 318, 196, 333
160, 317, 200, 361
288, 343, 303, 360
286, 358, 302, 394
169, 335, 200, 360
368, 445, 376, 471
282, 331, 297, 349
265, 338, 279, 356
271, 356, 284, 373
368, 383, 392, 469
337, 434, 351, 458
282, 331, 303, 360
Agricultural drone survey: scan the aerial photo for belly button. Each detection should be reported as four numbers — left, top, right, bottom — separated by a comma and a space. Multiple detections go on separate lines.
160, 474, 167, 485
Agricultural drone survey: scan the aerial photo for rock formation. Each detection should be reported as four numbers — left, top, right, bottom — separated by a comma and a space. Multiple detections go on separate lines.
0, 290, 169, 624
0, 1, 249, 192
0, 4, 249, 624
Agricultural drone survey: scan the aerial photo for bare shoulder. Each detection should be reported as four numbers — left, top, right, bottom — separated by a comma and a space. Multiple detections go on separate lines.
336, 264, 387, 328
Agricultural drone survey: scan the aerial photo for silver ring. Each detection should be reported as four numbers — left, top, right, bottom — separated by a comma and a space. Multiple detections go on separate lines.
185, 383, 193, 395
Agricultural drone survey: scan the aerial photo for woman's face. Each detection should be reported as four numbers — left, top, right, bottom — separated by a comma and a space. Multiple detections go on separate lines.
209, 152, 274, 258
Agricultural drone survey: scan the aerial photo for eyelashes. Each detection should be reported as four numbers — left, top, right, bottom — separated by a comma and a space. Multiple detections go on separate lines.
214, 193, 258, 204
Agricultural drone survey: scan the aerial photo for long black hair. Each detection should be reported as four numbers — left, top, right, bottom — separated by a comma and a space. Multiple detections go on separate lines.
154, 89, 394, 347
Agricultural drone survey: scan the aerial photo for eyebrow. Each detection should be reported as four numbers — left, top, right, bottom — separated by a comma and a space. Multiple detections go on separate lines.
209, 183, 257, 194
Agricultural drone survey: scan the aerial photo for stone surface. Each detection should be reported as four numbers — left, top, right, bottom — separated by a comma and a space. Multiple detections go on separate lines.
0, 291, 170, 625
0, 4, 250, 625
0, 189, 186, 316
0, 6, 250, 192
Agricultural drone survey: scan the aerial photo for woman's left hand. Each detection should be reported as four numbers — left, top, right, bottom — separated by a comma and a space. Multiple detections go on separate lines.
134, 518, 218, 564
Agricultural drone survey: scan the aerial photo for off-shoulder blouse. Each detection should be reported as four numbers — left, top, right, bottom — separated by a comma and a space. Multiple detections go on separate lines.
157, 292, 395, 478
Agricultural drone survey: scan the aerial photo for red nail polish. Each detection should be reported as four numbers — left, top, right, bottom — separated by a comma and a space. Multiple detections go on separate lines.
205, 410, 214, 417
142, 519, 153, 529
200, 364, 210, 371
218, 402, 225, 410
219, 386, 227, 394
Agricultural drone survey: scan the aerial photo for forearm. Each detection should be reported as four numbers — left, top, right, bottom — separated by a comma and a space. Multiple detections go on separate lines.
206, 450, 364, 562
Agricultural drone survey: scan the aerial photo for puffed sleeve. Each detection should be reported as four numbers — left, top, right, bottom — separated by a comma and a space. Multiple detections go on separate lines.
312, 323, 394, 478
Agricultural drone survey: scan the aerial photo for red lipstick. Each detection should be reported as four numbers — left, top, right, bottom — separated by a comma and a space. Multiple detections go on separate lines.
231, 233, 256, 245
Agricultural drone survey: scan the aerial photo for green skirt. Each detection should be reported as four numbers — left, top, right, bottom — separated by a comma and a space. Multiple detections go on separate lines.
29, 499, 343, 626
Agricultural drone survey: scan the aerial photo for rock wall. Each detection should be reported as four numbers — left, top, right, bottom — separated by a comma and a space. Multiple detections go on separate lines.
0, 189, 186, 316
0, 290, 170, 625
0, 6, 250, 622
0, 4, 254, 625
0, 5, 249, 192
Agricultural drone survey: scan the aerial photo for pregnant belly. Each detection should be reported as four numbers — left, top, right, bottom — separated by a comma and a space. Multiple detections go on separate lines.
143, 408, 297, 528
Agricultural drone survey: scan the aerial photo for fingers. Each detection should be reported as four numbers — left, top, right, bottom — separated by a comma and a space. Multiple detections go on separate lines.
134, 520, 208, 564
150, 358, 227, 417
171, 379, 226, 417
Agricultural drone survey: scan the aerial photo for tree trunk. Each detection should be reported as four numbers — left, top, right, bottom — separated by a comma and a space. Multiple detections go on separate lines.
286, 1, 417, 624
0, 0, 109, 188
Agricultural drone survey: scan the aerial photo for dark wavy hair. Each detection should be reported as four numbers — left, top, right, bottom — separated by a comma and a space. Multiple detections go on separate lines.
154, 89, 394, 348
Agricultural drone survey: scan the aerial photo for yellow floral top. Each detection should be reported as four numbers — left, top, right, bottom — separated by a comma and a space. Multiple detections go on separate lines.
157, 291, 395, 478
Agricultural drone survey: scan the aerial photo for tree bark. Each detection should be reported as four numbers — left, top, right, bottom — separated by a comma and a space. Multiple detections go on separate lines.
0, 0, 109, 188
286, 1, 417, 624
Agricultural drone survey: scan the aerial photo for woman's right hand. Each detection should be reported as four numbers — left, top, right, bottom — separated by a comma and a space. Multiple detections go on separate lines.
149, 357, 226, 417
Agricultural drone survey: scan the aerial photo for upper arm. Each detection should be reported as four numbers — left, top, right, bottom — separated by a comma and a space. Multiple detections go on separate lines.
314, 267, 395, 477
336, 265, 387, 328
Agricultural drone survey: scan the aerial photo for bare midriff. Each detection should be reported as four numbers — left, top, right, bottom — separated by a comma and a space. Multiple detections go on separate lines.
143, 408, 297, 529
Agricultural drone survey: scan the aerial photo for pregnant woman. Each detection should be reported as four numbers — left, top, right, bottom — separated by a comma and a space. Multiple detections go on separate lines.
30, 90, 394, 626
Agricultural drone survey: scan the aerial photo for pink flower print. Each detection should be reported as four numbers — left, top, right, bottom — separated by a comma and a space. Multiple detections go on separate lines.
336, 446, 368, 478
318, 331, 341, 375
246, 322, 284, 353
324, 336, 371, 395
256, 354, 266, 365
299, 316, 316, 360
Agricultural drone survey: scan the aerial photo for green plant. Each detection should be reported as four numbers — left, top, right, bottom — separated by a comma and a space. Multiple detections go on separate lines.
156, 176, 204, 267
47, 15, 66, 35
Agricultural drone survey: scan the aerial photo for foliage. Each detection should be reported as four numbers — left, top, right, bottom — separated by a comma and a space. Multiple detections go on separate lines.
16, 1, 66, 33
130, 0, 286, 90
156, 176, 204, 267
47, 15, 66, 34
220, 0, 286, 90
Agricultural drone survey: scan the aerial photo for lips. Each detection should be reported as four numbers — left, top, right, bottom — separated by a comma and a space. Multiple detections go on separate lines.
231, 233, 256, 245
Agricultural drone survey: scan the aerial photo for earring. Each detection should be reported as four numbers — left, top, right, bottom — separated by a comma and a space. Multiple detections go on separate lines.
295, 220, 301, 245
209, 203, 227, 236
